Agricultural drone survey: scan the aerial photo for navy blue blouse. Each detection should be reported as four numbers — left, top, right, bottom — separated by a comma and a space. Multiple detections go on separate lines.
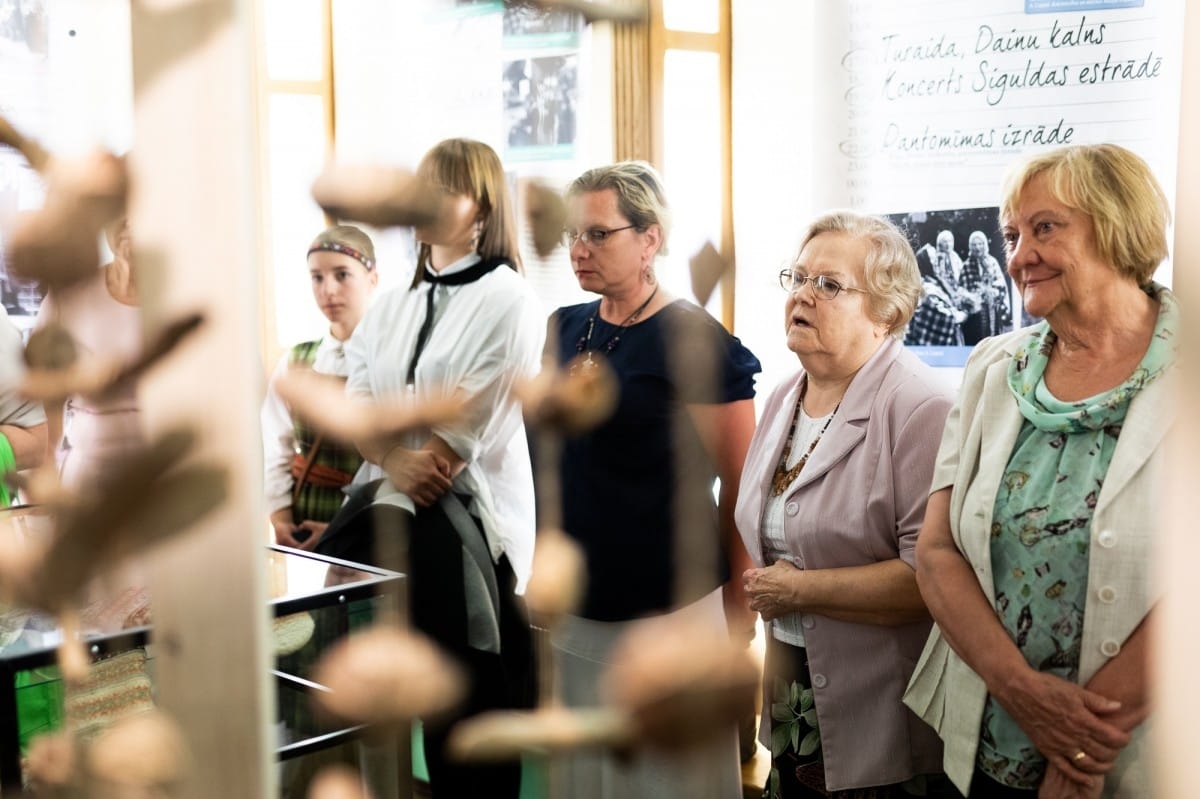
552, 299, 761, 621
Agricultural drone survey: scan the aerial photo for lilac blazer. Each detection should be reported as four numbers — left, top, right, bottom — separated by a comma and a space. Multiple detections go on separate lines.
735, 336, 952, 791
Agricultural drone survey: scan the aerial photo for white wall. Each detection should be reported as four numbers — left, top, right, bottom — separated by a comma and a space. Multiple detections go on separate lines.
730, 0, 819, 395
330, 0, 607, 318
43, 0, 133, 156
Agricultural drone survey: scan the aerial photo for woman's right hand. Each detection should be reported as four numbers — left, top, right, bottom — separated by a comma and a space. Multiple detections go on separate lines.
743, 560, 802, 621
381, 446, 452, 507
994, 668, 1129, 782
1039, 764, 1104, 799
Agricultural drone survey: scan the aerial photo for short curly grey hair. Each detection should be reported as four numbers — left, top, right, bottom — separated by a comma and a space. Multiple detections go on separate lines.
795, 211, 922, 338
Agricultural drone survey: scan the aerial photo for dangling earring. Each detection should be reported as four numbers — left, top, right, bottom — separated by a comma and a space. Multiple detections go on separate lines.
470, 220, 483, 252
642, 261, 657, 285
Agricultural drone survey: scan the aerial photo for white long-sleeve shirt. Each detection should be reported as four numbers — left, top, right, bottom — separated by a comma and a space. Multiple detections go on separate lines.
345, 253, 544, 591
260, 334, 352, 514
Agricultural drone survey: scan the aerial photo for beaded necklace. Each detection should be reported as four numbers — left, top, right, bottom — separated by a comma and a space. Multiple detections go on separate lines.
770, 382, 839, 497
574, 285, 659, 373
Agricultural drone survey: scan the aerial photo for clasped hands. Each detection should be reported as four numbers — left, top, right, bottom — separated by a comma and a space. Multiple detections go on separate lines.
997, 669, 1133, 798
745, 559, 1128, 798
742, 559, 802, 621
381, 445, 452, 507
270, 508, 327, 551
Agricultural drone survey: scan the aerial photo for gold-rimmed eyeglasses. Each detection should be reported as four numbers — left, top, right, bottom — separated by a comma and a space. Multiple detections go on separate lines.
562, 225, 637, 248
778, 270, 868, 300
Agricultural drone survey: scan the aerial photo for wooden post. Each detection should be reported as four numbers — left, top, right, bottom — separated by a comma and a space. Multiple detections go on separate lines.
128, 2, 274, 798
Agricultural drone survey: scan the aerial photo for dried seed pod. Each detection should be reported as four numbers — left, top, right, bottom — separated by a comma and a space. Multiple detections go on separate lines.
312, 164, 448, 229
21, 313, 204, 405
689, 241, 730, 308
0, 113, 51, 172
0, 515, 51, 606
56, 610, 90, 686
56, 637, 91, 687
307, 764, 372, 799
273, 612, 316, 656
273, 368, 465, 443
524, 181, 567, 259
4, 465, 70, 508
522, 528, 586, 622
602, 616, 758, 751
25, 730, 79, 792
87, 710, 190, 797
24, 323, 78, 371
312, 626, 466, 726
24, 430, 227, 614
92, 311, 205, 402
517, 354, 618, 434
5, 150, 128, 289
448, 706, 632, 762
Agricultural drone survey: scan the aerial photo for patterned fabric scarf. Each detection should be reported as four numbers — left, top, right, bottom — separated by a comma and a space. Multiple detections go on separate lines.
1006, 282, 1176, 434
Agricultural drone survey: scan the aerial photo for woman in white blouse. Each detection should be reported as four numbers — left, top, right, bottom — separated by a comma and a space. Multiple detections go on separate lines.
260, 225, 378, 549
337, 138, 543, 799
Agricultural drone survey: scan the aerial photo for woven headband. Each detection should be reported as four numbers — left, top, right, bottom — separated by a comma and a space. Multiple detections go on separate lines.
308, 241, 375, 270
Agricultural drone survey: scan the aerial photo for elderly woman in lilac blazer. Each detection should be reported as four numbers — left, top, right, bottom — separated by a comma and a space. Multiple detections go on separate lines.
735, 210, 954, 799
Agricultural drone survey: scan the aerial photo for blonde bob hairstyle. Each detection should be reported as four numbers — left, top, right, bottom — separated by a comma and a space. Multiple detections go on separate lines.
566, 160, 672, 257
795, 211, 922, 339
412, 138, 522, 287
999, 143, 1170, 285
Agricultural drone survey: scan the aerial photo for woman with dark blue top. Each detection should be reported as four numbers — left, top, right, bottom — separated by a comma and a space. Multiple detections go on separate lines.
549, 160, 761, 799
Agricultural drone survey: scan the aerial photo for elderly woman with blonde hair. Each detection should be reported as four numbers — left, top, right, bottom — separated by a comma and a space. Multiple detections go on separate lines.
736, 210, 953, 798
905, 143, 1177, 799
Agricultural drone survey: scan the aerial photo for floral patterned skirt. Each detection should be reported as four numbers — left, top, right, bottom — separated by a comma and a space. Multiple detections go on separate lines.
760, 637, 958, 799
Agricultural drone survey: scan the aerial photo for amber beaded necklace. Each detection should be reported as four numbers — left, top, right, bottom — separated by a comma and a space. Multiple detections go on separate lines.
770, 382, 839, 497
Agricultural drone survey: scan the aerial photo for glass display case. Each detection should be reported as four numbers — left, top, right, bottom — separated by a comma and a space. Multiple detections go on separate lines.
0, 506, 405, 795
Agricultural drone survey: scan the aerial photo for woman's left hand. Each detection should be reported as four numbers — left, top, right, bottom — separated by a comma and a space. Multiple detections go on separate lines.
743, 561, 803, 621
293, 520, 329, 552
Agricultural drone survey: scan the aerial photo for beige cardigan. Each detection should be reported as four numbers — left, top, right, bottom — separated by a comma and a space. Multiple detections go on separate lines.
903, 328, 1172, 798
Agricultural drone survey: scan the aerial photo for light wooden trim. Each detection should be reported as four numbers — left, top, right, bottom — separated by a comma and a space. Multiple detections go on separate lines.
662, 29, 718, 50
263, 78, 325, 94
611, 19, 653, 161
648, 0, 666, 168
717, 0, 734, 329
648, 0, 735, 329
322, 0, 336, 155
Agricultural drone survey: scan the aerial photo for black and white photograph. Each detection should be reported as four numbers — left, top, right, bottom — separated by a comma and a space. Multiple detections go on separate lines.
502, 3, 583, 40
0, 0, 47, 55
0, 229, 43, 333
502, 53, 577, 160
887, 206, 1020, 366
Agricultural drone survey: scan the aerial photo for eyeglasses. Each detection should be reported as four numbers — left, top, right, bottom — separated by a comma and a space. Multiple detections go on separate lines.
777, 270, 868, 300
562, 225, 637, 248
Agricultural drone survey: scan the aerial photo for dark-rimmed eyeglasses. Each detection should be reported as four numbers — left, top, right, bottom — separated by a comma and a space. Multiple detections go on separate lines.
562, 225, 637, 248
778, 270, 867, 300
